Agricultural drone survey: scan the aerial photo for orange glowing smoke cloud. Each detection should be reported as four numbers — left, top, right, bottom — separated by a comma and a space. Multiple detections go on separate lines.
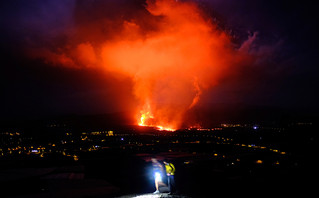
29, 0, 250, 130
102, 0, 239, 130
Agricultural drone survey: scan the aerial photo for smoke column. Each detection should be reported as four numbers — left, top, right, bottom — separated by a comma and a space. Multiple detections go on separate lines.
28, 0, 252, 130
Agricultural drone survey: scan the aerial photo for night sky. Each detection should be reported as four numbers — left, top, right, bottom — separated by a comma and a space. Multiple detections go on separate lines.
1, 0, 318, 121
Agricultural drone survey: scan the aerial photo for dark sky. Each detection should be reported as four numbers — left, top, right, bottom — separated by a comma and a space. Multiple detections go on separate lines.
1, 0, 318, 120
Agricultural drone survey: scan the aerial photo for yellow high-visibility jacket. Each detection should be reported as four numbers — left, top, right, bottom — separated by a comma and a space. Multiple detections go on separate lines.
165, 163, 175, 176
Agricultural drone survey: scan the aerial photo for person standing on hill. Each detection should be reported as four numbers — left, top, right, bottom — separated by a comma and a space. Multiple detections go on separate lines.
151, 158, 164, 194
163, 160, 176, 194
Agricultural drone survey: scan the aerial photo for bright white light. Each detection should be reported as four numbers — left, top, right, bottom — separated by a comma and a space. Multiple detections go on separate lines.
154, 172, 162, 182
133, 194, 161, 198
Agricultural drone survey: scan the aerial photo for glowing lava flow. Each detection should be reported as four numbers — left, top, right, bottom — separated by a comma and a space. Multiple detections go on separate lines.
136, 100, 175, 131
138, 111, 153, 127
156, 125, 176, 132
138, 112, 176, 131
138, 103, 176, 131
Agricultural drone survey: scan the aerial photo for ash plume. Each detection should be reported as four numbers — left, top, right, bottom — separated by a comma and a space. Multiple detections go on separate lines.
23, 0, 257, 129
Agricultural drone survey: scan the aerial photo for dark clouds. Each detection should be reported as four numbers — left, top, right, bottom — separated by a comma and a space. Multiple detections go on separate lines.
1, 0, 318, 119
199, 0, 319, 108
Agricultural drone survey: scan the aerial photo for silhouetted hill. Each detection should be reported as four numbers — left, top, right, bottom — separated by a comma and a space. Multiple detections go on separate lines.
184, 103, 319, 127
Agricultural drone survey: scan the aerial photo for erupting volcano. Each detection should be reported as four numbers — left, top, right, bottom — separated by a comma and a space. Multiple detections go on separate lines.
102, 0, 246, 130
27, 0, 253, 131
